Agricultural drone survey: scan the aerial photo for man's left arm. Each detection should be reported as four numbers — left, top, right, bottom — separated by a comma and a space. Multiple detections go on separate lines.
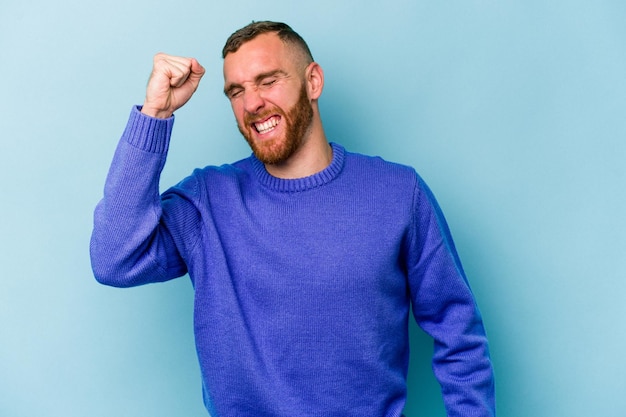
406, 176, 496, 417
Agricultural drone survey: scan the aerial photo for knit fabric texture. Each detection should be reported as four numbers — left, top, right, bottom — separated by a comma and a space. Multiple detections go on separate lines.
90, 106, 496, 417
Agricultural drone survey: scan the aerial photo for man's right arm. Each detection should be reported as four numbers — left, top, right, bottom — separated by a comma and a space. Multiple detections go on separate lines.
89, 54, 205, 287
90, 107, 185, 286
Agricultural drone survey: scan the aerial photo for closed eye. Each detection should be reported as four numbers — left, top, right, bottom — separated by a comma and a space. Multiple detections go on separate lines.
257, 70, 287, 88
225, 87, 244, 99
261, 78, 278, 88
224, 70, 287, 99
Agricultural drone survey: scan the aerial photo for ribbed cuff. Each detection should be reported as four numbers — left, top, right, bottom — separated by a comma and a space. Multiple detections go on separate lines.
121, 105, 175, 154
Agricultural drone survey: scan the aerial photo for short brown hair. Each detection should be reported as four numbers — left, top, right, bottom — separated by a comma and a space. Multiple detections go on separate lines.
222, 21, 314, 62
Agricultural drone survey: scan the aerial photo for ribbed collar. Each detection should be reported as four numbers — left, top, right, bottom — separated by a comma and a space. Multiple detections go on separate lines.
251, 143, 345, 193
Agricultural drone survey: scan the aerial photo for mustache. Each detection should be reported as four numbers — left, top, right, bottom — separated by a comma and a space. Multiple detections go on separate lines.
243, 107, 286, 126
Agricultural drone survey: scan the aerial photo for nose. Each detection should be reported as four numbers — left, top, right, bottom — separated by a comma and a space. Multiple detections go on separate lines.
243, 87, 265, 114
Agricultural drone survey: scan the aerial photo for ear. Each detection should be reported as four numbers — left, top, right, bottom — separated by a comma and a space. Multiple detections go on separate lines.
305, 62, 324, 100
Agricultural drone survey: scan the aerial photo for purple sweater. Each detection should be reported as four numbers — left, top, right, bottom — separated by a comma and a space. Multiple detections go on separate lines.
90, 106, 495, 417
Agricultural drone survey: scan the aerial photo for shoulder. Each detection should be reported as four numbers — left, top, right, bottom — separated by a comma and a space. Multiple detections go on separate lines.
167, 156, 256, 198
341, 146, 420, 188
196, 155, 254, 181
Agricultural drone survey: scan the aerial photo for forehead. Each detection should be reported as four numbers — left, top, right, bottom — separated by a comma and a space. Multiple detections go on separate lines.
223, 33, 296, 83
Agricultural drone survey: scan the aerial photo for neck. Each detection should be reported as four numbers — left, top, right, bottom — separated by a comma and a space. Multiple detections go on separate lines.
265, 118, 332, 179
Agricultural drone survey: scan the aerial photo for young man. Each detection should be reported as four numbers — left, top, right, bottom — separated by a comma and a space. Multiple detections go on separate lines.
91, 21, 496, 417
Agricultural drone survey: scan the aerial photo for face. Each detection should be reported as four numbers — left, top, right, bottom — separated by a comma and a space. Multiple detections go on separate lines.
223, 33, 314, 165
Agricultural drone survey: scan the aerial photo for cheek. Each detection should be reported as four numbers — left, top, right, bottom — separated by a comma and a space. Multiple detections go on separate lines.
265, 86, 301, 111
230, 103, 246, 126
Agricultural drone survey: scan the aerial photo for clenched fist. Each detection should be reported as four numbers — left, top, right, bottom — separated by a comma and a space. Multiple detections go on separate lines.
142, 53, 205, 119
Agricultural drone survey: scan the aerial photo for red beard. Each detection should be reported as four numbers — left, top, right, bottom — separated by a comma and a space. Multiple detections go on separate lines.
238, 83, 313, 165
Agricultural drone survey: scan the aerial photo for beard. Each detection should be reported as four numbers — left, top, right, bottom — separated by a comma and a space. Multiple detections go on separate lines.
237, 84, 314, 165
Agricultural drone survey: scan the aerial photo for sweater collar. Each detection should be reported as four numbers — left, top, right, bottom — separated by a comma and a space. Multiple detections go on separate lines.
251, 143, 345, 192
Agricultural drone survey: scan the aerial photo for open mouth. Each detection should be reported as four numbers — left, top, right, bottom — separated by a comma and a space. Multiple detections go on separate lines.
253, 115, 281, 135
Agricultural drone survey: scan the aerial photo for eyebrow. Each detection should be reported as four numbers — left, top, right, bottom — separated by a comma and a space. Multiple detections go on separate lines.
224, 69, 289, 97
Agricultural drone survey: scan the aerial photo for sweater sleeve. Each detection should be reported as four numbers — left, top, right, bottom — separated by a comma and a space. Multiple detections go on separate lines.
89, 106, 190, 287
406, 175, 496, 416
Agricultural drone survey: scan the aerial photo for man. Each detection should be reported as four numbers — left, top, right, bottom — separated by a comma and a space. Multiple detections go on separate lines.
91, 21, 496, 417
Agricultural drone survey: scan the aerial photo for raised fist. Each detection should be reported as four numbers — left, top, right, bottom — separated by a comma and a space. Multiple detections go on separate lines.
141, 53, 205, 119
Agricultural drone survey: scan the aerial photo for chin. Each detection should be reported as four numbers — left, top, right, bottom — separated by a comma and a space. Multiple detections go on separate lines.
251, 139, 295, 165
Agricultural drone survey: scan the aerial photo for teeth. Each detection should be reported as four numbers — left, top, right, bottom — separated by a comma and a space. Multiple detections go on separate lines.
255, 117, 279, 134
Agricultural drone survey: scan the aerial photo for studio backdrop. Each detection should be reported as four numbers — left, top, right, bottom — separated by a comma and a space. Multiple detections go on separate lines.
1, 1, 625, 416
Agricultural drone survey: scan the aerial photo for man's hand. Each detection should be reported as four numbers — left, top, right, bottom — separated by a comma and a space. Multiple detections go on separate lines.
141, 53, 205, 119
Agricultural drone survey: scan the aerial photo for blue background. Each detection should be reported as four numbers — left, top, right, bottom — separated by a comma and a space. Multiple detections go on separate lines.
1, 1, 625, 416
